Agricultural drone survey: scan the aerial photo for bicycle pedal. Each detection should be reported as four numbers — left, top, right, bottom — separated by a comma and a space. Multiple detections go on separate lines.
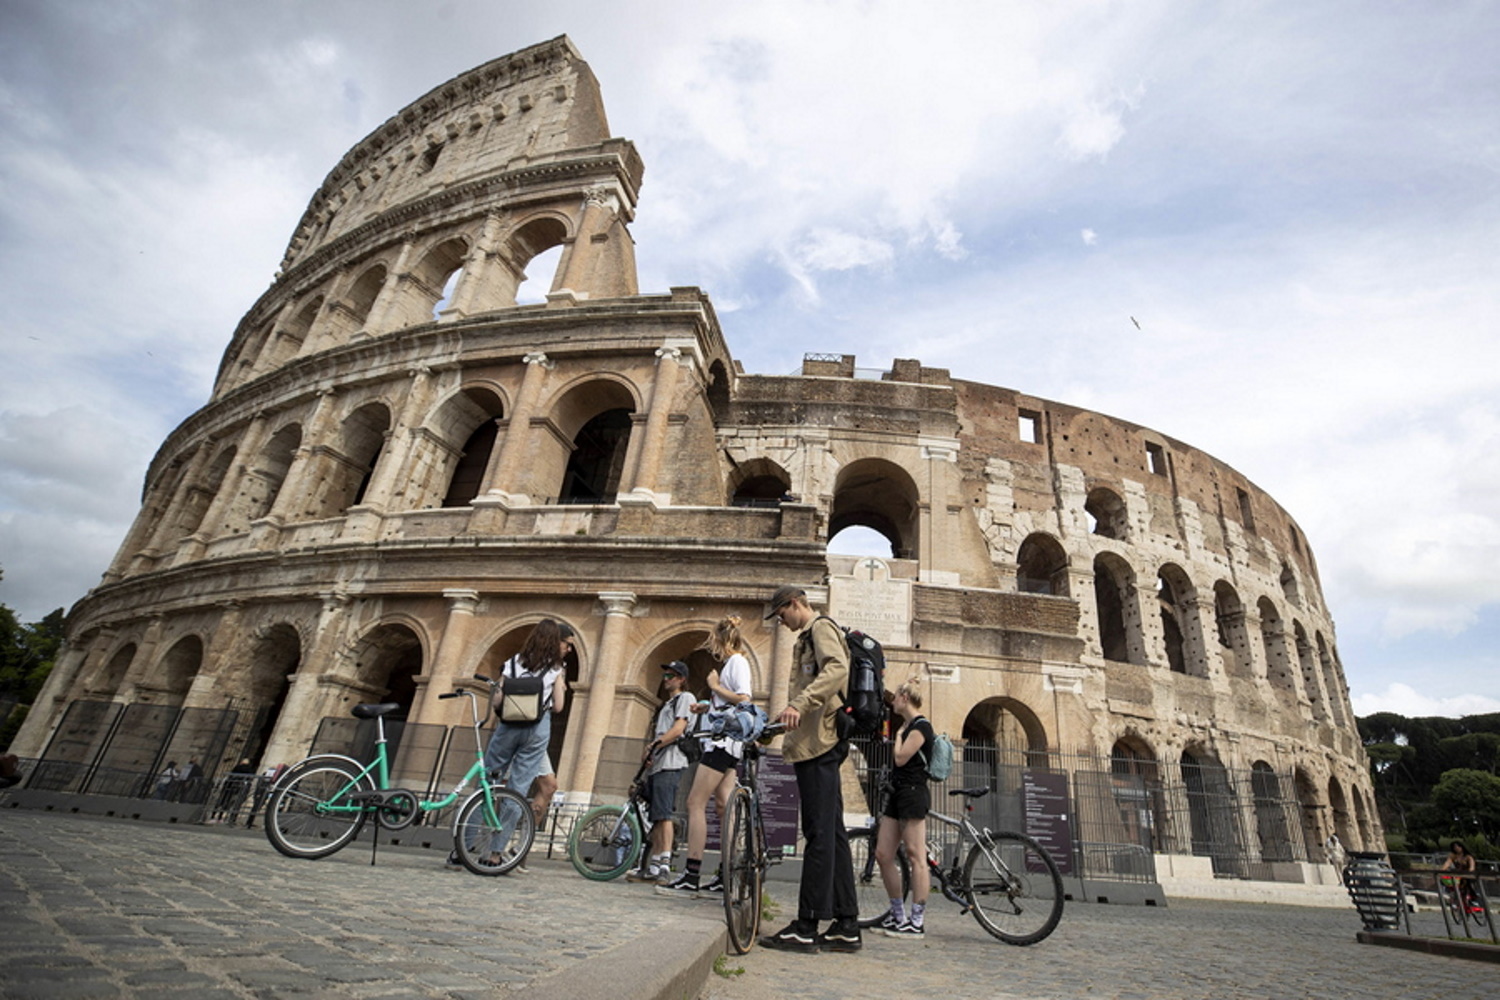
765, 847, 784, 862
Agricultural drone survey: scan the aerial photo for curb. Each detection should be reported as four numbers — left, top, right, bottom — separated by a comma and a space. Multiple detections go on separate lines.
1356, 930, 1500, 964
534, 909, 726, 1000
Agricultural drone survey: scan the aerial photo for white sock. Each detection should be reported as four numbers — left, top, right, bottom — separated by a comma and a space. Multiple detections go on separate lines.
889, 900, 905, 922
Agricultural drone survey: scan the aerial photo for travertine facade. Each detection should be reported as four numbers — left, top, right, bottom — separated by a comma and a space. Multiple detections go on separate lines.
16, 37, 1377, 870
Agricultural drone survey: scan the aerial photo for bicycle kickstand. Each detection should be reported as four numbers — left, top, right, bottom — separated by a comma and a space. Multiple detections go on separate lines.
369, 809, 381, 866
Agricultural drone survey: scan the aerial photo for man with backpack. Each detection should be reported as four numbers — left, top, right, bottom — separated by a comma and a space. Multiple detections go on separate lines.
762, 584, 861, 954
627, 660, 694, 883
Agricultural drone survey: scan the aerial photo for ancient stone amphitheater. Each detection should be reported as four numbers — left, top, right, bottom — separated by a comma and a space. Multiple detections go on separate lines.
17, 36, 1376, 885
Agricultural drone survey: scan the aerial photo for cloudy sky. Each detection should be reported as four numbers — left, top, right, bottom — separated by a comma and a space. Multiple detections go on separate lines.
1, 1, 1496, 718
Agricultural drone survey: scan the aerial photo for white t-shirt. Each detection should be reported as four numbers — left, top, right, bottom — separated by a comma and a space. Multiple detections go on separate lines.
707, 652, 753, 758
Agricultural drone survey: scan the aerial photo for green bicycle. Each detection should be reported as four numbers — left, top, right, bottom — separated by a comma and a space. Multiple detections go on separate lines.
264, 678, 536, 875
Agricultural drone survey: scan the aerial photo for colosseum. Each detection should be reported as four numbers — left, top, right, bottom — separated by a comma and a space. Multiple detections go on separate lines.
14, 36, 1376, 894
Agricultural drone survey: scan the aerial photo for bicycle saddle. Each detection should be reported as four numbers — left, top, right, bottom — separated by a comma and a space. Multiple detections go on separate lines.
351, 703, 402, 719
948, 786, 992, 799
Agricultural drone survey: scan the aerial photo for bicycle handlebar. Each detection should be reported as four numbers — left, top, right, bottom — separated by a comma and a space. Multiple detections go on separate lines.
438, 691, 463, 700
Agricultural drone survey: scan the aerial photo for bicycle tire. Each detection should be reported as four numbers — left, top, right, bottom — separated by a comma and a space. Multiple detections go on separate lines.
568, 804, 644, 880
722, 786, 761, 954
963, 830, 1064, 945
264, 759, 372, 859
453, 786, 536, 876
848, 827, 909, 928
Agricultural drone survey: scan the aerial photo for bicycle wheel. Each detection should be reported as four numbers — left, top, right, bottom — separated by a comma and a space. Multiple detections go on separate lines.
453, 786, 536, 876
964, 830, 1064, 945
568, 804, 644, 880
849, 827, 909, 928
264, 759, 371, 859
722, 786, 761, 955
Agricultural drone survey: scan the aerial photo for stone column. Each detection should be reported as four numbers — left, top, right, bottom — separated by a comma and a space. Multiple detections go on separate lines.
361, 237, 417, 336
623, 346, 686, 502
358, 367, 435, 513
132, 438, 218, 571
116, 616, 166, 703
182, 602, 246, 709
443, 213, 505, 319
9, 634, 102, 757
479, 351, 553, 503
409, 589, 481, 724
261, 592, 352, 766
564, 592, 636, 797
766, 620, 797, 720
266, 389, 341, 524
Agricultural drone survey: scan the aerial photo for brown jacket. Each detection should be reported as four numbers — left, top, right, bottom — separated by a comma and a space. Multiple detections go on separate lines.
782, 616, 850, 763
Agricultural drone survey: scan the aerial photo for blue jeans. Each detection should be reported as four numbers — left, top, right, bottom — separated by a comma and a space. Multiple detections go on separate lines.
470, 716, 552, 859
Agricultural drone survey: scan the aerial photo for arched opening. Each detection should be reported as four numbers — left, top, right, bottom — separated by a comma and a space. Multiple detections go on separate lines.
1258, 598, 1295, 702
1110, 735, 1164, 852
705, 360, 731, 423
1250, 760, 1296, 862
424, 385, 505, 509
1085, 486, 1129, 540
1015, 533, 1069, 596
153, 636, 204, 708
727, 457, 792, 507
539, 379, 637, 504
830, 458, 920, 561
265, 296, 322, 369
1093, 553, 1139, 664
344, 263, 386, 330
1294, 622, 1325, 720
223, 424, 302, 534
1214, 581, 1251, 679
1156, 564, 1204, 676
1328, 776, 1353, 849
961, 697, 1048, 767
1181, 745, 1246, 875
348, 623, 424, 721
1279, 562, 1299, 604
411, 238, 469, 322
1293, 767, 1324, 860
561, 409, 633, 503
243, 623, 301, 765
175, 446, 236, 541
1317, 633, 1346, 726
504, 217, 569, 306
321, 403, 390, 516
89, 643, 137, 698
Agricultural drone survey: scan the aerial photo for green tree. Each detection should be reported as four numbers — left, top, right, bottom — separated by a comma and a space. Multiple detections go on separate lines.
1429, 768, 1500, 842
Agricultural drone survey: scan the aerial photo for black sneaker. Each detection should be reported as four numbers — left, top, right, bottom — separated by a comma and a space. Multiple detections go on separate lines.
818, 917, 862, 953
655, 873, 700, 896
760, 920, 820, 953
884, 920, 924, 939
877, 911, 901, 931
444, 850, 463, 869
699, 872, 724, 895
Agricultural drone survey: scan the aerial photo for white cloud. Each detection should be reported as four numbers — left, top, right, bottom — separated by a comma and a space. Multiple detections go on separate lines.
1081, 228, 1098, 245
1351, 684, 1500, 721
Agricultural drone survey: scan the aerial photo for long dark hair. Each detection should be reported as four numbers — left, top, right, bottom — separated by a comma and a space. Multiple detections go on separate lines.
518, 619, 574, 674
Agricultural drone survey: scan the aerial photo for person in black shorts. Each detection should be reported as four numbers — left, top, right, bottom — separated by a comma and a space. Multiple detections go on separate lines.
875, 680, 932, 937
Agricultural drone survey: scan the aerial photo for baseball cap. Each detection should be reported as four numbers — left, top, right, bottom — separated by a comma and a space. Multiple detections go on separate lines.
661, 660, 689, 678
764, 584, 805, 619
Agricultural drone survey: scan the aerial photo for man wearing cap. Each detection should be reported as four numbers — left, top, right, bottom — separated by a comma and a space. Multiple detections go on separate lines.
628, 660, 695, 883
761, 584, 861, 954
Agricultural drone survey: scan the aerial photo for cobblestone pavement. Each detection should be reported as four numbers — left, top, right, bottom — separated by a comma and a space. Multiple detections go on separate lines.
0, 810, 722, 1000
3, 810, 1492, 1000
703, 877, 1493, 1000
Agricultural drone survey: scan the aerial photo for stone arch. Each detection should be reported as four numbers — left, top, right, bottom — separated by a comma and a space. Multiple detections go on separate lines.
324, 262, 387, 344
706, 359, 731, 423
1085, 486, 1129, 540
229, 320, 274, 387
499, 214, 571, 306
1351, 785, 1372, 850
264, 295, 323, 370
1015, 532, 1069, 596
1293, 621, 1325, 720
1213, 581, 1252, 679
1093, 552, 1142, 664
346, 621, 426, 720
1279, 561, 1300, 604
410, 236, 471, 322
242, 622, 302, 764
433, 385, 506, 508
1111, 734, 1165, 852
222, 423, 302, 534
1181, 744, 1245, 874
728, 457, 792, 507
315, 401, 391, 517
1293, 766, 1324, 860
1110, 734, 1159, 780
1258, 597, 1296, 703
830, 457, 920, 561
88, 642, 138, 698
1316, 633, 1346, 726
174, 445, 237, 542
1328, 775, 1353, 847
151, 635, 205, 708
1156, 564, 1205, 676
1250, 760, 1296, 862
541, 377, 639, 504
961, 696, 1048, 766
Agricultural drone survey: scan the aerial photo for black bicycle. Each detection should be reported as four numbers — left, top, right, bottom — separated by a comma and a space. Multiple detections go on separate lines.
849, 771, 1064, 946
721, 720, 787, 954
567, 755, 655, 881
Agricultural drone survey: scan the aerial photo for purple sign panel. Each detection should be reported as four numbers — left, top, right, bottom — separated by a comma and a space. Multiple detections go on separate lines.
1021, 769, 1075, 875
700, 752, 801, 853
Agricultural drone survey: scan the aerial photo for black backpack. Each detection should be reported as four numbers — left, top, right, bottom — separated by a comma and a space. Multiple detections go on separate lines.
816, 616, 887, 738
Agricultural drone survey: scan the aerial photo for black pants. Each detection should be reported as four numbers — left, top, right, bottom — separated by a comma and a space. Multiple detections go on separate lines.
793, 741, 856, 922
